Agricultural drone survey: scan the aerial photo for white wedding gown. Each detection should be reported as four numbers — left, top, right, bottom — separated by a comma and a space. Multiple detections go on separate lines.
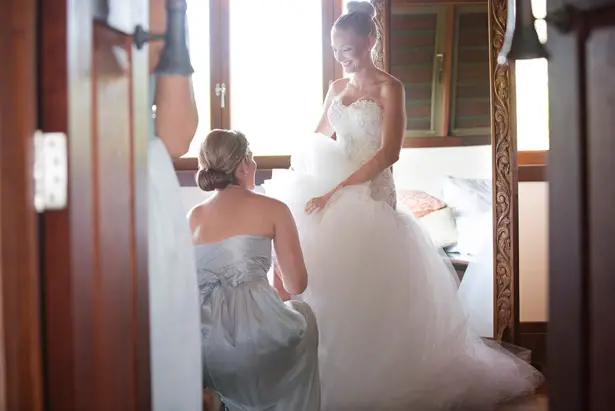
263, 97, 543, 411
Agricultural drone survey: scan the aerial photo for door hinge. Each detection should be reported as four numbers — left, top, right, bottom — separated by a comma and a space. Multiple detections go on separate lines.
33, 131, 68, 212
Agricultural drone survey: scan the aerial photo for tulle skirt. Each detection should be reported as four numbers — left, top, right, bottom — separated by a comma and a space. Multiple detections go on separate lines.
458, 217, 496, 338
263, 135, 543, 411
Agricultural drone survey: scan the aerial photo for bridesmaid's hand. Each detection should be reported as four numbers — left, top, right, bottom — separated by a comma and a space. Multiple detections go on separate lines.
305, 191, 335, 214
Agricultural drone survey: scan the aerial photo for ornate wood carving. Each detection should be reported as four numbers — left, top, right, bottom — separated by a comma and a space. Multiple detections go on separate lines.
371, 0, 389, 71
371, 0, 519, 342
489, 0, 518, 342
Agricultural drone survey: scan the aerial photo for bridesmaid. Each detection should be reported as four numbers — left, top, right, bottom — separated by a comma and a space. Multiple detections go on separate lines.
189, 129, 321, 411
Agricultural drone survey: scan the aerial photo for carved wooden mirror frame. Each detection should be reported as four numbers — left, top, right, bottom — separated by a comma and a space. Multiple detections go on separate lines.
370, 0, 519, 342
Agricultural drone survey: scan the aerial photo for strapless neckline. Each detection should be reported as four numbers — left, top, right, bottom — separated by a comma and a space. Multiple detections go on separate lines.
195, 234, 272, 248
333, 96, 383, 113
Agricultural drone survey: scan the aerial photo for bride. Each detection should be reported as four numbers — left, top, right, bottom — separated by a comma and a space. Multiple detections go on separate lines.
263, 2, 543, 410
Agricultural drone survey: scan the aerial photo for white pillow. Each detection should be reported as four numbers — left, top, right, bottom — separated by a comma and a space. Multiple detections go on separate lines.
441, 176, 492, 216
441, 176, 493, 255
447, 212, 492, 256
417, 207, 459, 249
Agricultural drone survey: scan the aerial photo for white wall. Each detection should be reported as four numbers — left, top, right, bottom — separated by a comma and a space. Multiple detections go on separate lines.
180, 177, 549, 323
181, 187, 209, 214
518, 182, 549, 322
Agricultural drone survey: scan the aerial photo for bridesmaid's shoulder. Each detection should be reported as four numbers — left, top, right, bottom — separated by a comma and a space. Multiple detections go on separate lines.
186, 190, 290, 223
186, 194, 218, 225
252, 191, 291, 213
186, 202, 206, 232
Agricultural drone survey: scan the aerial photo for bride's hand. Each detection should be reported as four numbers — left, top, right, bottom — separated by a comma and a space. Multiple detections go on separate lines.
305, 191, 334, 214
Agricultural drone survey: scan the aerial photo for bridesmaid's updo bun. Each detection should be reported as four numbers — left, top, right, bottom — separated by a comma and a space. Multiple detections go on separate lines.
195, 168, 231, 192
334, 1, 378, 38
196, 129, 250, 192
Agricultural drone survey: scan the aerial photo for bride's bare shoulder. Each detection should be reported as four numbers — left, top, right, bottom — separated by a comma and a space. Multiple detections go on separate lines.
376, 71, 403, 91
376, 73, 404, 105
375, 68, 401, 83
330, 77, 350, 95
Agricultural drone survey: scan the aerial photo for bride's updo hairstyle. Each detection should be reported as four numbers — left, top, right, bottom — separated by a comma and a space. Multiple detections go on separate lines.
196, 129, 251, 191
333, 1, 378, 38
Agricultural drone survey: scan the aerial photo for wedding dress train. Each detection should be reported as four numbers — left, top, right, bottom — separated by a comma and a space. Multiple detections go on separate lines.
263, 97, 543, 410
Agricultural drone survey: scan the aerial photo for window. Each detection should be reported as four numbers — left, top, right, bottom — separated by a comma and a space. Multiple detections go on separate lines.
228, 1, 323, 156
181, 0, 548, 166
185, 0, 339, 158
514, 0, 549, 152
389, 3, 491, 143
391, 6, 446, 136
515, 59, 549, 151
186, 0, 211, 155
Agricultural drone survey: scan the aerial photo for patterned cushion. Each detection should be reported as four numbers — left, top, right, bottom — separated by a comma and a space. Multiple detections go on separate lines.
397, 189, 447, 218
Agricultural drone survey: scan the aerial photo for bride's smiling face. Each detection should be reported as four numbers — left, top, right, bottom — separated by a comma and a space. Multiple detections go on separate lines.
331, 28, 373, 73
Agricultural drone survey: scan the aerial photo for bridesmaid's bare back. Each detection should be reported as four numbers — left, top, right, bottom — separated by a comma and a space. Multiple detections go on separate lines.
188, 186, 308, 295
188, 187, 282, 244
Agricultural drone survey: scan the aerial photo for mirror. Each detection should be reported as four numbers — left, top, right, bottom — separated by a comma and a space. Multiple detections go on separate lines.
180, 0, 520, 342
372, 0, 519, 341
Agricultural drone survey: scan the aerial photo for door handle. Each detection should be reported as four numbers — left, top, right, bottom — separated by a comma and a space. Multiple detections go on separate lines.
215, 83, 227, 108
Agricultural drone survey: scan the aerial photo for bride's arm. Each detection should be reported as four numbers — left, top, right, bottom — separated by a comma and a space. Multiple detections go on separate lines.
315, 78, 349, 138
336, 80, 406, 188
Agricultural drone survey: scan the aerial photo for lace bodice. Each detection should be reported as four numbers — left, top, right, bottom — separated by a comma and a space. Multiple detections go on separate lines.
328, 97, 397, 207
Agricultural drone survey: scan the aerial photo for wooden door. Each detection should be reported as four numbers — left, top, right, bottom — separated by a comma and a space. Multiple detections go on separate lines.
39, 1, 150, 410
548, 0, 615, 409
0, 0, 45, 409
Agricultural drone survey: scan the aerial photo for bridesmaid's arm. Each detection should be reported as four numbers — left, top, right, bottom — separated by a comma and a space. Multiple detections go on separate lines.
273, 264, 292, 301
335, 79, 406, 189
273, 202, 309, 295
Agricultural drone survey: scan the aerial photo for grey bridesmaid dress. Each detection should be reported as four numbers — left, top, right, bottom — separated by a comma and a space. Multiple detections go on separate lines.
197, 234, 320, 411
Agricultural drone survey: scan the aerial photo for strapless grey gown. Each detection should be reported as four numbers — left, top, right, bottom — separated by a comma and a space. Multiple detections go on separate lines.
197, 235, 320, 411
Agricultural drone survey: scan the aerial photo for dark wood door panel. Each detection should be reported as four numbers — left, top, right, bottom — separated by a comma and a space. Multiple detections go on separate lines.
92, 21, 139, 411
40, 1, 150, 410
586, 16, 615, 411
548, 0, 615, 410
0, 0, 45, 410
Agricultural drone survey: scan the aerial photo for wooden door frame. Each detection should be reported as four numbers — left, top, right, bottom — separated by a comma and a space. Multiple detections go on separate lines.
547, 0, 588, 404
39, 1, 151, 410
0, 0, 45, 409
548, 0, 615, 409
